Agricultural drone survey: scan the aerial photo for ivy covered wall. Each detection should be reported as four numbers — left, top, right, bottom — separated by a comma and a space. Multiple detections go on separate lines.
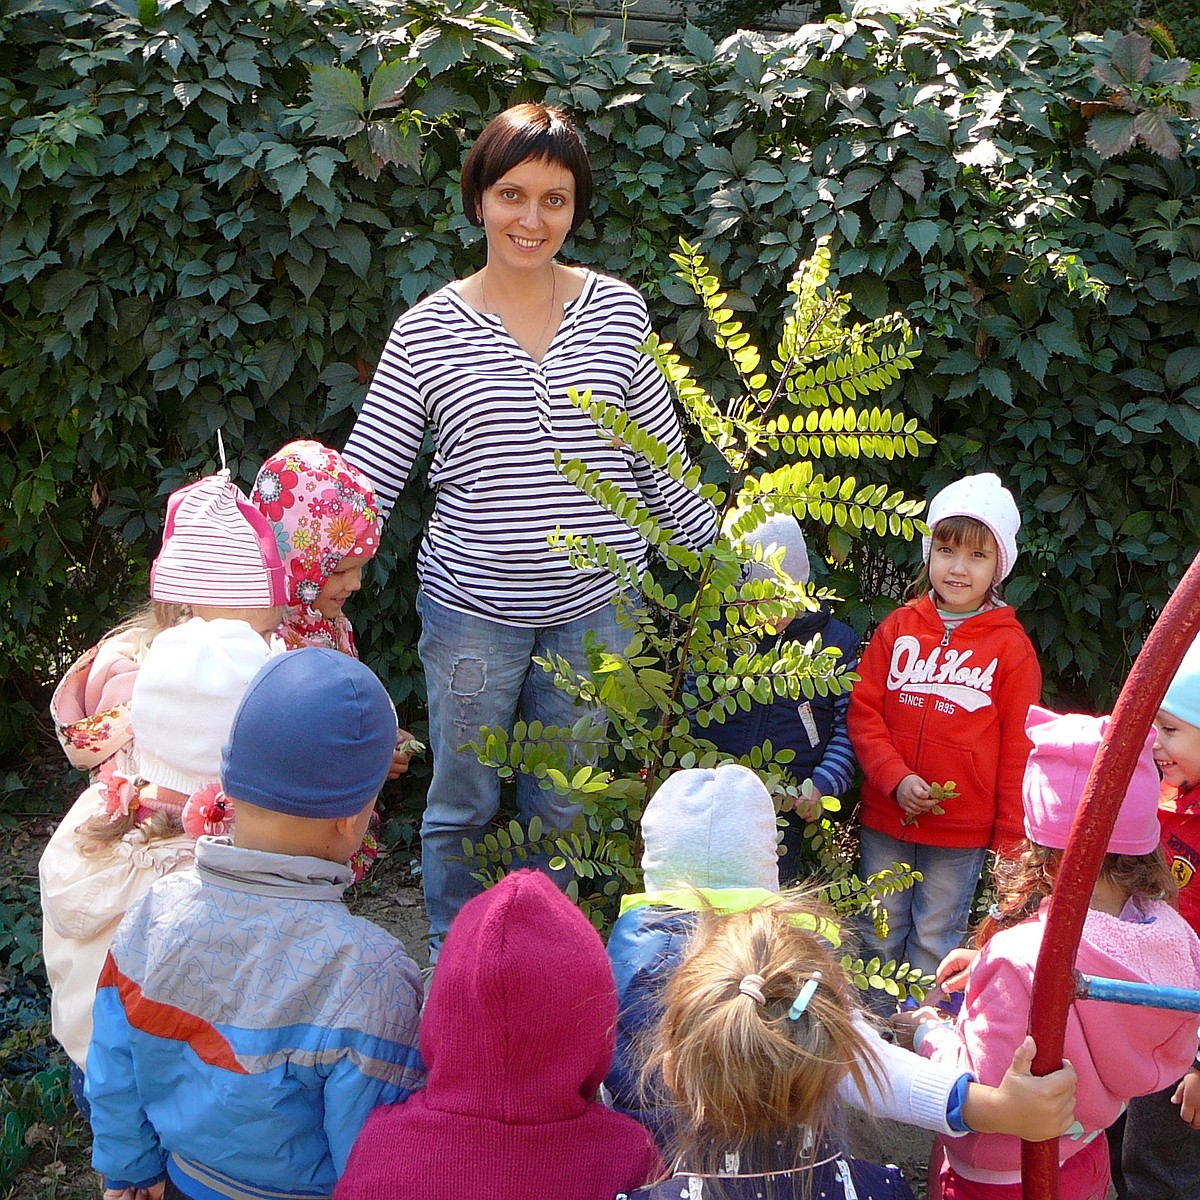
1, 0, 1198, 760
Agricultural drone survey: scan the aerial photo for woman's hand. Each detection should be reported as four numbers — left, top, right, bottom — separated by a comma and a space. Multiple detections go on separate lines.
896, 773, 934, 816
962, 1035, 1077, 1140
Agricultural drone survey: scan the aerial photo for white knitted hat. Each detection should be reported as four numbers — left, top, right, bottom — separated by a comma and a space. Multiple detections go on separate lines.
738, 513, 811, 585
922, 472, 1021, 581
131, 618, 276, 796
641, 763, 779, 893
151, 472, 287, 607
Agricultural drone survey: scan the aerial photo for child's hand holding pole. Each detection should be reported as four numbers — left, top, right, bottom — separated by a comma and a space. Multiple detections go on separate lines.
962, 1035, 1078, 1141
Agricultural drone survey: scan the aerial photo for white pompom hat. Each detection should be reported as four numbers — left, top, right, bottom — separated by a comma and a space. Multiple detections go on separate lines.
922, 472, 1021, 581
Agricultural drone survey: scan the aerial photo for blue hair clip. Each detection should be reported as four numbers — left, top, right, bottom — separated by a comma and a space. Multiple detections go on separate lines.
788, 970, 823, 1020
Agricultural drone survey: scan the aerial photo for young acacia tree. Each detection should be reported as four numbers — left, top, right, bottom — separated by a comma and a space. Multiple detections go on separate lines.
467, 237, 936, 1002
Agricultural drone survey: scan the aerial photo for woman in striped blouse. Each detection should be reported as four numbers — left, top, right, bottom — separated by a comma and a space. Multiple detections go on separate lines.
343, 103, 716, 956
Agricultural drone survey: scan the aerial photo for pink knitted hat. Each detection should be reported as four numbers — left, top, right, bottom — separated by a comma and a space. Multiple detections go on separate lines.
251, 440, 380, 608
151, 472, 287, 607
1022, 705, 1161, 854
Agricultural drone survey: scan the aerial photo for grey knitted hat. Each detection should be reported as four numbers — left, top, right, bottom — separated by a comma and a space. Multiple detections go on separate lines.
641, 763, 779, 893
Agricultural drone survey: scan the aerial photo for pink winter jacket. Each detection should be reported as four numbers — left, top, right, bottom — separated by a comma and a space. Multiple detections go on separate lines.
51, 627, 147, 777
919, 898, 1200, 1185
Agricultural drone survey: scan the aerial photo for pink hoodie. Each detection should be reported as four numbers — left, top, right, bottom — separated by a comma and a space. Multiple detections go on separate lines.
919, 898, 1200, 1185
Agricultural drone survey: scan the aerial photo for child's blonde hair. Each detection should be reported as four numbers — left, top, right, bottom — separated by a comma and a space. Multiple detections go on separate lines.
645, 891, 883, 1184
76, 805, 183, 857
906, 514, 1003, 605
976, 840, 1178, 948
105, 600, 191, 658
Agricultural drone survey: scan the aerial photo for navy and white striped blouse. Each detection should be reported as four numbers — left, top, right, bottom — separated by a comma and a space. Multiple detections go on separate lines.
344, 269, 717, 627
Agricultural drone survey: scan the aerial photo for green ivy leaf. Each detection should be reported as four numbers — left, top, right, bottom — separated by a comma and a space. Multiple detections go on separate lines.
904, 220, 940, 259
308, 65, 365, 138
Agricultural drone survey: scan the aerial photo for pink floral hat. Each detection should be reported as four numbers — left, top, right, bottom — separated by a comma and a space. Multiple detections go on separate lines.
251, 440, 380, 610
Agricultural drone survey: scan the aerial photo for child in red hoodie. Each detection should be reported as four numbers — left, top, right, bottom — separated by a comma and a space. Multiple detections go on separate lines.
850, 473, 1041, 1002
1109, 634, 1200, 1198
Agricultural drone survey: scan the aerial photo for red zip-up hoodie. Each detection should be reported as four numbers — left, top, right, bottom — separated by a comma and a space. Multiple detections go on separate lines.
850, 594, 1041, 850
1160, 778, 1200, 936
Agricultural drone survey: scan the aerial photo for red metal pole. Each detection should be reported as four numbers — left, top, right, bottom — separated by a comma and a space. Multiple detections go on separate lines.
1022, 550, 1200, 1199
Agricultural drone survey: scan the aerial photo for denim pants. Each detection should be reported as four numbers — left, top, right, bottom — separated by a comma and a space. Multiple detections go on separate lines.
417, 591, 623, 955
858, 826, 988, 1009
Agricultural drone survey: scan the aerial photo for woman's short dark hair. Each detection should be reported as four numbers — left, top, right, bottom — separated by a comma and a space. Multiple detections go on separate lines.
461, 103, 593, 236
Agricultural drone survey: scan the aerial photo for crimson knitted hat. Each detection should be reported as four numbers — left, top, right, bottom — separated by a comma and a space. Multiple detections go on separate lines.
331, 870, 661, 1200
1022, 705, 1161, 854
151, 471, 287, 607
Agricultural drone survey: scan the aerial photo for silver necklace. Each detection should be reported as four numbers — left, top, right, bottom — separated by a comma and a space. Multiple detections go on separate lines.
481, 264, 558, 355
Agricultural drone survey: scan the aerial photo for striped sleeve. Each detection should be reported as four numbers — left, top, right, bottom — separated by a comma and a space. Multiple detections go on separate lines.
812, 683, 857, 797
343, 328, 428, 521
623, 304, 718, 554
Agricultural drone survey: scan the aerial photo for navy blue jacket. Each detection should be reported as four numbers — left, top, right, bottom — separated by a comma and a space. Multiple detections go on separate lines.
712, 604, 859, 797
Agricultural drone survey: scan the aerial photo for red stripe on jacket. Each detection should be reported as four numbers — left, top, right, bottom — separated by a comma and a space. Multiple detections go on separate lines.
97, 953, 248, 1074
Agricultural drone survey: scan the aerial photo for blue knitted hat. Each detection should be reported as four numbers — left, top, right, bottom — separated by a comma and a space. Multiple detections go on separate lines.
221, 647, 397, 818
1163, 635, 1200, 730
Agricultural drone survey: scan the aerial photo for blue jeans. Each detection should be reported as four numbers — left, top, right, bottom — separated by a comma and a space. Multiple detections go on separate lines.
858, 827, 988, 1010
417, 591, 624, 955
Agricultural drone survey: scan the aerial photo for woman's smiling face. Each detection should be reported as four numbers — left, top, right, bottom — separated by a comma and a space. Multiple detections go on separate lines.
479, 156, 576, 273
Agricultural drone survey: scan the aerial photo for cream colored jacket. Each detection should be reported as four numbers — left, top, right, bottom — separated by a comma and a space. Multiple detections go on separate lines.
39, 782, 194, 1069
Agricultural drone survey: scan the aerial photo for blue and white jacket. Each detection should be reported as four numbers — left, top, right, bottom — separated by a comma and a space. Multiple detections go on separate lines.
87, 838, 425, 1200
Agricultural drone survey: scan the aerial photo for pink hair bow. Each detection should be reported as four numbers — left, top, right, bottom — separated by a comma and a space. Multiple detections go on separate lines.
182, 783, 236, 839
101, 767, 139, 822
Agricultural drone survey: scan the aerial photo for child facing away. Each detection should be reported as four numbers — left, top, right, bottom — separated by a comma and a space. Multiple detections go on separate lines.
49, 468, 287, 779
711, 515, 859, 883
1110, 634, 1200, 1198
616, 897, 928, 1199
605, 763, 1078, 1151
334, 868, 662, 1200
906, 707, 1200, 1200
849, 472, 1042, 998
39, 472, 285, 1112
86, 648, 425, 1200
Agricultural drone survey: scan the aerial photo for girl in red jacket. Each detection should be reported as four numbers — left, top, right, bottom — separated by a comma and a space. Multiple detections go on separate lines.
849, 473, 1041, 1006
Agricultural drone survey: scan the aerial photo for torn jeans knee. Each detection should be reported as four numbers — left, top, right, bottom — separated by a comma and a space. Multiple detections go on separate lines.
447, 655, 486, 699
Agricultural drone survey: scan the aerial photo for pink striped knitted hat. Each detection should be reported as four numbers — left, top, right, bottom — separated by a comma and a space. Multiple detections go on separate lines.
150, 472, 287, 607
